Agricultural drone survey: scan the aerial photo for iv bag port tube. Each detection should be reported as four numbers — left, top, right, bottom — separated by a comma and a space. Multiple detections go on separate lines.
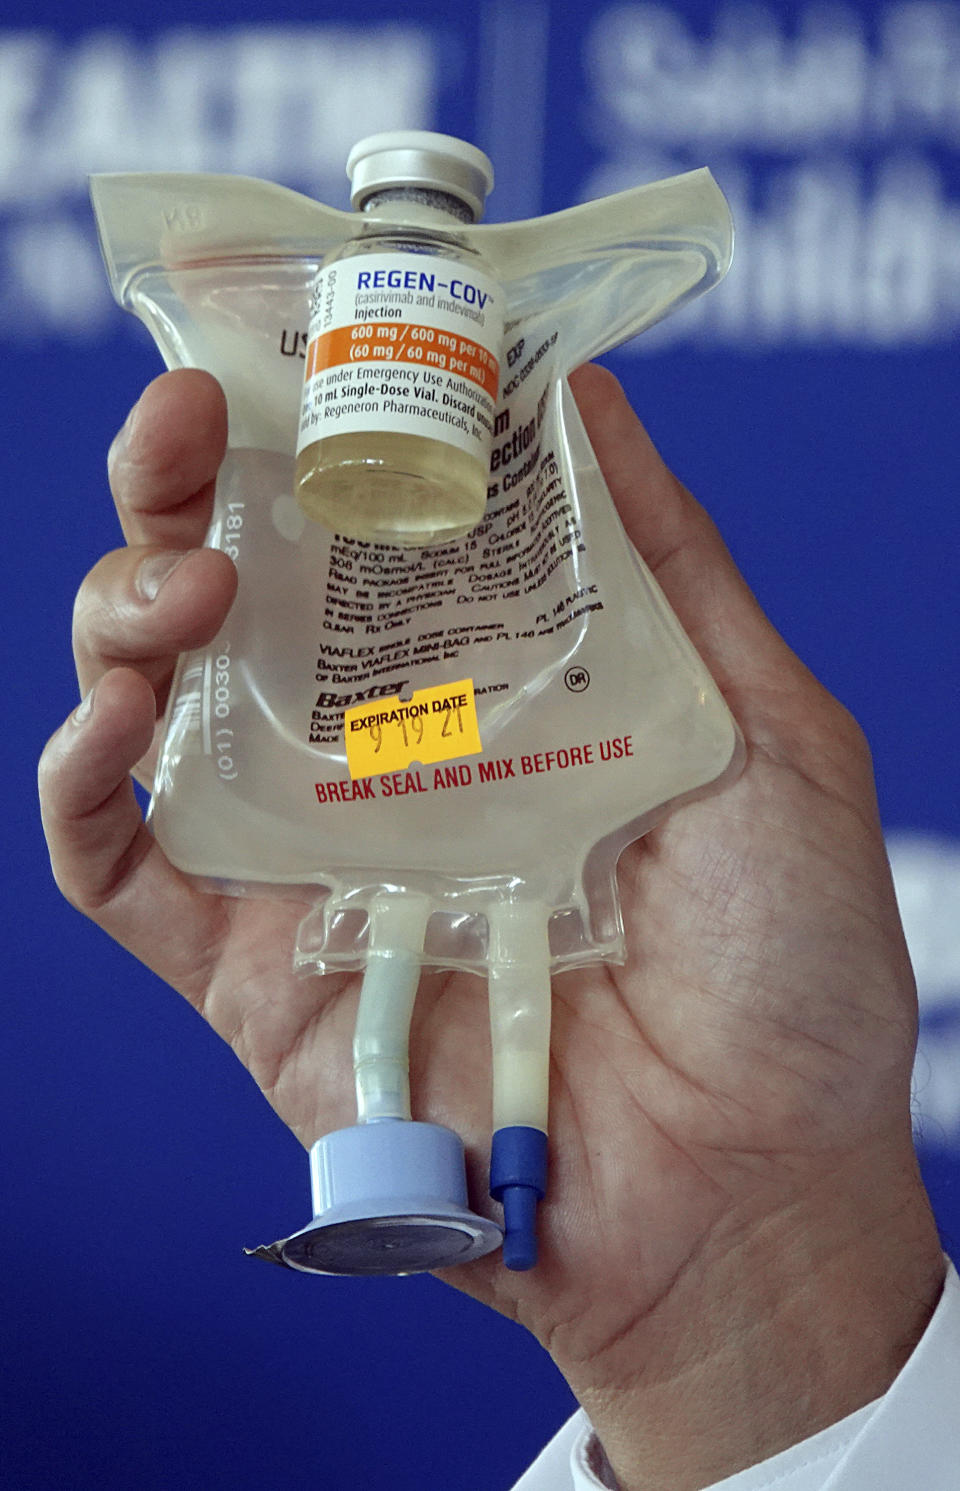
354, 893, 432, 1124
487, 900, 551, 1270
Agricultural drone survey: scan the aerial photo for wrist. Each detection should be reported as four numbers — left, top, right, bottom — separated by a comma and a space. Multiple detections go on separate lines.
561, 1141, 945, 1491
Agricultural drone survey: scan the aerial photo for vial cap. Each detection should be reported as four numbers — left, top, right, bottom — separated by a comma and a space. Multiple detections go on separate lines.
346, 130, 494, 220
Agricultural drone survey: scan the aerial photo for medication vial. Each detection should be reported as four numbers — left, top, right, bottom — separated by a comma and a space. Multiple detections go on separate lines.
295, 132, 504, 548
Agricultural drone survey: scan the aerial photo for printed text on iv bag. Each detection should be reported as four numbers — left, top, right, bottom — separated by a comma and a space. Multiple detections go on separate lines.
314, 735, 635, 805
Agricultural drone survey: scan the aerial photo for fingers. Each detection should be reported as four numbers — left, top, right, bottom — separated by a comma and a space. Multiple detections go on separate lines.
108, 369, 228, 549
73, 544, 238, 703
38, 668, 224, 1006
78, 369, 236, 779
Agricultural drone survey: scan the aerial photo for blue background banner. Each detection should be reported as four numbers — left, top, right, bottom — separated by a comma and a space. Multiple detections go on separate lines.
5, 3, 959, 1487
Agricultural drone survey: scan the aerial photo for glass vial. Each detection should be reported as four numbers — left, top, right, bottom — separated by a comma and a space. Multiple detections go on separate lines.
295, 132, 504, 548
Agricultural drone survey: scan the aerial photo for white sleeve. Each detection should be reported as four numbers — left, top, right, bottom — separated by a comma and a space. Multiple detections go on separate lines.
508, 1408, 615, 1491
510, 1256, 960, 1491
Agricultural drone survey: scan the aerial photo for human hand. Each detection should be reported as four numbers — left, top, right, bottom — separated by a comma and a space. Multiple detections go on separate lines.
39, 366, 944, 1491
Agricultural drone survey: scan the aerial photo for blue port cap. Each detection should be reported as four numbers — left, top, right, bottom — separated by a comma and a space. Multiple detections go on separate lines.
489, 1126, 548, 1272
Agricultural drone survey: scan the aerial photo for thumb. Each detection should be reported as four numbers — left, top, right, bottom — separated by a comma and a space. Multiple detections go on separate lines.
573, 368, 828, 682
569, 364, 869, 792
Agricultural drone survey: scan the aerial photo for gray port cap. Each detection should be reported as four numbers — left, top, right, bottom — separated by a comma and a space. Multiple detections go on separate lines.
346, 130, 495, 220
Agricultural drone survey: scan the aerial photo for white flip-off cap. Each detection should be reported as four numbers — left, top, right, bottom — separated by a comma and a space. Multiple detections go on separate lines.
346, 130, 494, 220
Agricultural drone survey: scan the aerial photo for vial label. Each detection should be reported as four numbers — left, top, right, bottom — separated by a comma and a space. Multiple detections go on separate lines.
297, 251, 503, 463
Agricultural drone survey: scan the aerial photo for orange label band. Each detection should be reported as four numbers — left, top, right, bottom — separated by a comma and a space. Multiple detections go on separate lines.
344, 679, 483, 779
306, 323, 499, 401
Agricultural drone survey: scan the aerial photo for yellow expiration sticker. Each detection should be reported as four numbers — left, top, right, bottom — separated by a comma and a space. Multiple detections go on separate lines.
344, 679, 483, 780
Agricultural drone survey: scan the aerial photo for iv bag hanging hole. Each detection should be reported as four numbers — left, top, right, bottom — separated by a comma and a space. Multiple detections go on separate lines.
251, 1120, 503, 1276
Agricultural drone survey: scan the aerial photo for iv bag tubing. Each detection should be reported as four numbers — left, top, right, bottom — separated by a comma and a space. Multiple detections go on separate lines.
487, 899, 551, 1131
353, 892, 432, 1123
487, 900, 551, 1269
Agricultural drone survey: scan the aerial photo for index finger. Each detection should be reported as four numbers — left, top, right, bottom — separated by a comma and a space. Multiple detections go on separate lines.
108, 368, 228, 549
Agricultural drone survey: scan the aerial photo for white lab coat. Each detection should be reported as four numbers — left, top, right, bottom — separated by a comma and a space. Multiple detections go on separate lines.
512, 1256, 960, 1491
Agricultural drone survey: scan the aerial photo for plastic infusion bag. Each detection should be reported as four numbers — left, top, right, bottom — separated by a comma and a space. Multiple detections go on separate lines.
91, 143, 744, 1276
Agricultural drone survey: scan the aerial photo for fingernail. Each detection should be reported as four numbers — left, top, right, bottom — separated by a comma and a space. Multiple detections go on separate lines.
108, 398, 141, 468
137, 551, 185, 602
120, 395, 143, 443
74, 686, 96, 725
